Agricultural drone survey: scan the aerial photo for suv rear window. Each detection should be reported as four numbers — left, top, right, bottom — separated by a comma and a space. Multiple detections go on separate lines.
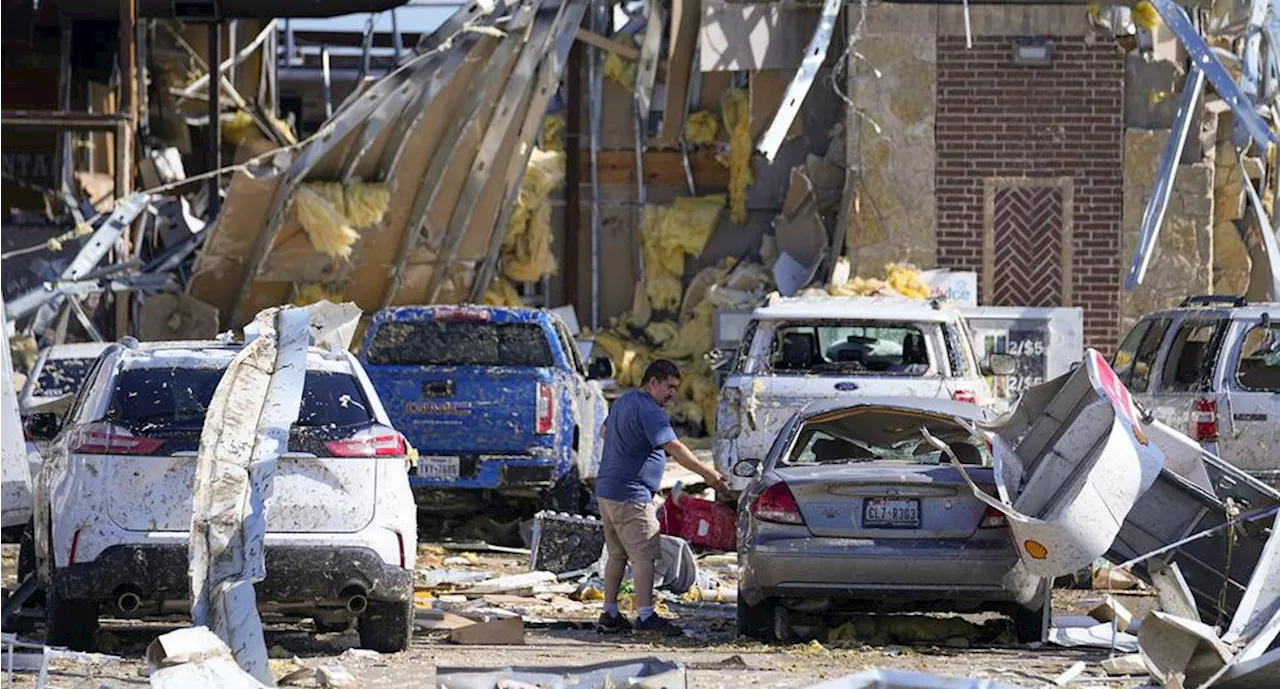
769, 321, 935, 376
1236, 324, 1280, 391
33, 357, 97, 397
104, 368, 372, 428
365, 321, 554, 367
1161, 320, 1225, 392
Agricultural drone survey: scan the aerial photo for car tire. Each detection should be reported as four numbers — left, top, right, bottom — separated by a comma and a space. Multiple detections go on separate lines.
736, 591, 775, 641
45, 578, 98, 652
1012, 600, 1048, 644
357, 599, 413, 653
541, 463, 586, 514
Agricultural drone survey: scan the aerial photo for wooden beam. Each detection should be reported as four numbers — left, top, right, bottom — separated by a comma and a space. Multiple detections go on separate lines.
574, 28, 639, 60
579, 149, 729, 188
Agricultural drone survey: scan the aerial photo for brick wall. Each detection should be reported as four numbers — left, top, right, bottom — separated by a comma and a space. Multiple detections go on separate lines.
935, 36, 1125, 351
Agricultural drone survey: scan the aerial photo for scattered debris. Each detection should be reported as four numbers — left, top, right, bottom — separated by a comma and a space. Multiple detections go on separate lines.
437, 657, 685, 689
317, 664, 359, 688
1089, 596, 1135, 633
805, 668, 1023, 689
1100, 654, 1148, 677
146, 627, 268, 689
448, 617, 527, 646
466, 572, 558, 596
528, 512, 606, 574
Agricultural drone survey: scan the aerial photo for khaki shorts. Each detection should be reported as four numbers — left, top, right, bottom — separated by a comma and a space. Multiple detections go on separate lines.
597, 498, 661, 564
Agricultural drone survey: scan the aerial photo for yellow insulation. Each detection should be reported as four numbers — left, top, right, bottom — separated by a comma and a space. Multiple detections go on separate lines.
684, 111, 719, 146
828, 262, 932, 299
482, 278, 525, 307
220, 111, 259, 146
1132, 1, 1161, 30
541, 115, 566, 152
294, 186, 359, 260
343, 181, 391, 228
604, 51, 637, 89
292, 282, 345, 306
503, 148, 566, 283
721, 89, 753, 225
641, 196, 726, 312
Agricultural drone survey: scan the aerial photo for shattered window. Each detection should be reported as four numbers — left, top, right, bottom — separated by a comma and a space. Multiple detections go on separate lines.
365, 321, 554, 367
784, 411, 985, 466
1161, 320, 1225, 393
32, 357, 97, 397
1236, 324, 1280, 392
1115, 318, 1168, 393
104, 368, 373, 427
768, 321, 935, 376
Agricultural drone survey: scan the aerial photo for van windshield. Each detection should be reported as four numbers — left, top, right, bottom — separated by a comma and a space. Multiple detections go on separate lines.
768, 321, 937, 376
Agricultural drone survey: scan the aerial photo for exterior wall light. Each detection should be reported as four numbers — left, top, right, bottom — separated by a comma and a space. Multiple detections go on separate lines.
1012, 37, 1053, 66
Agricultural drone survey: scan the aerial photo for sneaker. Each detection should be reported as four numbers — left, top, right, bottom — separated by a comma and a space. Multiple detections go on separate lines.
633, 613, 683, 637
596, 612, 632, 633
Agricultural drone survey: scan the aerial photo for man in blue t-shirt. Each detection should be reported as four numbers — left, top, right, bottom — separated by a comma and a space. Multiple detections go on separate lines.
594, 359, 729, 635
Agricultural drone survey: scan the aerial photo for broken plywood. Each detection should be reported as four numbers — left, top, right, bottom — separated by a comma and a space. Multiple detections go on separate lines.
447, 617, 526, 645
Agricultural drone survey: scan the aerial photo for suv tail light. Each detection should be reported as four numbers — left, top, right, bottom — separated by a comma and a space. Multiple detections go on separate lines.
951, 389, 978, 404
750, 482, 805, 525
70, 423, 165, 455
535, 383, 555, 435
325, 425, 407, 457
1191, 398, 1218, 441
979, 506, 1008, 529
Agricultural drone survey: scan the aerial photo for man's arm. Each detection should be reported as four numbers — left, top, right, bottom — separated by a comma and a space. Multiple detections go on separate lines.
663, 438, 730, 494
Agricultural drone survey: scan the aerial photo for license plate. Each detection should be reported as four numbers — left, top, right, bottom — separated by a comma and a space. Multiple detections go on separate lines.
417, 456, 460, 481
863, 498, 920, 528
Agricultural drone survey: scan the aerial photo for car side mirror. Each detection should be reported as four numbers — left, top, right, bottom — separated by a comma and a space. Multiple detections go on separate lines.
732, 459, 762, 479
982, 353, 1017, 377
24, 412, 60, 442
587, 357, 615, 381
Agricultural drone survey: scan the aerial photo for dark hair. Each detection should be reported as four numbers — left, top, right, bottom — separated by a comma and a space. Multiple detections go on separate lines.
641, 359, 681, 385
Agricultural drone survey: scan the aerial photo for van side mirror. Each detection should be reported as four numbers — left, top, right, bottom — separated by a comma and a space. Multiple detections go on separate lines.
587, 357, 615, 381
732, 459, 762, 478
24, 412, 61, 442
982, 353, 1017, 377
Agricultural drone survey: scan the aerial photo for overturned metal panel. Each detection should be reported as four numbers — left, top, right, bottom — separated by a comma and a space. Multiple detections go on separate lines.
755, 0, 840, 162
189, 304, 311, 683
1125, 66, 1204, 291
1107, 424, 1280, 627
1138, 611, 1234, 688
806, 669, 1022, 689
937, 351, 1163, 579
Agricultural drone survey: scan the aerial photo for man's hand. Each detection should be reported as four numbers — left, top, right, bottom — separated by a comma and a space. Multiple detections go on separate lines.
664, 438, 732, 497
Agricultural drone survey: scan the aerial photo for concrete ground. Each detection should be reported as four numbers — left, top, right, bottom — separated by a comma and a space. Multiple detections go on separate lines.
2, 544, 1154, 688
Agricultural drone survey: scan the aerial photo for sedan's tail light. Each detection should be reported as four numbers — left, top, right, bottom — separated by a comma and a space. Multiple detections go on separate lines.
1191, 398, 1218, 441
325, 425, 407, 457
70, 423, 165, 455
750, 482, 805, 525
535, 383, 555, 435
951, 389, 978, 404
979, 506, 1008, 529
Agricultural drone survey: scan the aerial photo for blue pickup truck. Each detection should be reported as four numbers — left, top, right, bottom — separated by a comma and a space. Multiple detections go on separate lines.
358, 305, 610, 514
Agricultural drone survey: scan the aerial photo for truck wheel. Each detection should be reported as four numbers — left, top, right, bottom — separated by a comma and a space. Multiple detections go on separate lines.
736, 590, 776, 642
45, 580, 98, 651
357, 599, 414, 653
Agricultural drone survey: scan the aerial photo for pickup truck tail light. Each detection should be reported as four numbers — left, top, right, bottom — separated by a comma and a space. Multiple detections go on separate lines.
951, 389, 978, 404
750, 482, 805, 525
979, 506, 1008, 529
70, 423, 165, 455
325, 425, 407, 457
1191, 398, 1218, 441
535, 383, 555, 435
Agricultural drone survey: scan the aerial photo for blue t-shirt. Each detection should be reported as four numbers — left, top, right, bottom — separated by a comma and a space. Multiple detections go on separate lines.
594, 390, 678, 503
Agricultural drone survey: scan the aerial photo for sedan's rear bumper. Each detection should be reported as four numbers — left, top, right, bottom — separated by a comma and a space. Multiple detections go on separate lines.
739, 533, 1022, 609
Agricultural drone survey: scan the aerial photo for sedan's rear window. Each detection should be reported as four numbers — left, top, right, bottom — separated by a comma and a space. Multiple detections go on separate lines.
33, 357, 97, 397
784, 410, 985, 466
365, 321, 554, 367
104, 368, 372, 428
769, 321, 935, 376
1236, 324, 1280, 391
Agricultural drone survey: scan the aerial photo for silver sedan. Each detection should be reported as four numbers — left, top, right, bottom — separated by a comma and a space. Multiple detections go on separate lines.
734, 398, 1047, 643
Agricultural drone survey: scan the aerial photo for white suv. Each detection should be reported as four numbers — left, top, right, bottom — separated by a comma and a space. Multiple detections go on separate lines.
1111, 296, 1279, 487
714, 296, 1012, 493
27, 340, 417, 652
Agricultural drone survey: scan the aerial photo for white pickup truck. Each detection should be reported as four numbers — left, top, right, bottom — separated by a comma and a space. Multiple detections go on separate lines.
714, 296, 1016, 493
